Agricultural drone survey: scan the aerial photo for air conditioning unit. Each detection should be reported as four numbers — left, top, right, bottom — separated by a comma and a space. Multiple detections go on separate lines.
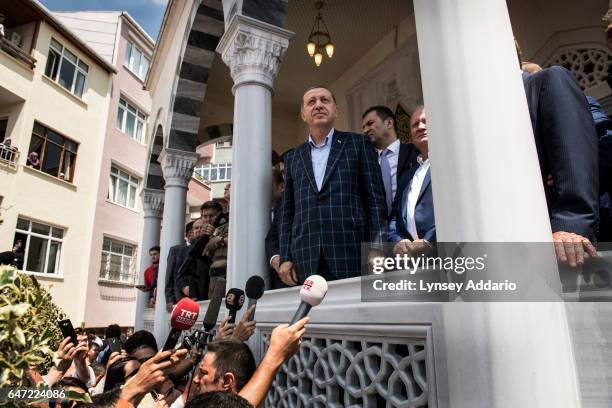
9, 32, 22, 48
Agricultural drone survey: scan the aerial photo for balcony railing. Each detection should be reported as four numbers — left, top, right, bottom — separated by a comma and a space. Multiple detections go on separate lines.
0, 36, 36, 69
0, 145, 19, 170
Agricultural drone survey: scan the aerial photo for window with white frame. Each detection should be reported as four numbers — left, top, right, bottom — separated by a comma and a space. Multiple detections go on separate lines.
124, 41, 150, 81
215, 141, 232, 148
108, 165, 139, 209
13, 218, 64, 275
44, 38, 89, 99
117, 98, 146, 143
100, 237, 136, 283
194, 163, 232, 182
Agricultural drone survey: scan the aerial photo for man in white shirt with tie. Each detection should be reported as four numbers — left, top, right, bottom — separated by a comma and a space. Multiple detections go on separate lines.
388, 105, 436, 255
362, 106, 420, 215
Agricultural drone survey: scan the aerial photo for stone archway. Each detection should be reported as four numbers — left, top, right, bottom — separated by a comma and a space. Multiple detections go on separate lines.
166, 1, 225, 152
165, 0, 290, 153
145, 123, 165, 190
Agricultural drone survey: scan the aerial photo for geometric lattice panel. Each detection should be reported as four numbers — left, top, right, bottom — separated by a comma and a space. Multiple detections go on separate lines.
544, 45, 612, 91
261, 332, 430, 408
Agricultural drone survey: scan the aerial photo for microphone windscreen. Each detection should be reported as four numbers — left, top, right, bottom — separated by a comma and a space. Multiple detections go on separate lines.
299, 275, 328, 307
225, 288, 245, 311
170, 298, 200, 330
203, 283, 225, 330
245, 276, 265, 299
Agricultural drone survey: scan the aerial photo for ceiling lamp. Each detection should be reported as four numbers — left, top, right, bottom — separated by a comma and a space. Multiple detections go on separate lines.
306, 1, 334, 67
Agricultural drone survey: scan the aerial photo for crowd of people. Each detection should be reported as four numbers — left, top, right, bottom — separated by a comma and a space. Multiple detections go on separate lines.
138, 184, 231, 306
25, 312, 307, 408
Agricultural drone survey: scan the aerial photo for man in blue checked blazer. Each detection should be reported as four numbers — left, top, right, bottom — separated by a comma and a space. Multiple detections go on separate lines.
278, 86, 387, 285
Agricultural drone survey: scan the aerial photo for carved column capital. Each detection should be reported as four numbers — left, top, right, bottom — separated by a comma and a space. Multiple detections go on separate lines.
142, 188, 164, 218
217, 14, 294, 92
159, 148, 199, 188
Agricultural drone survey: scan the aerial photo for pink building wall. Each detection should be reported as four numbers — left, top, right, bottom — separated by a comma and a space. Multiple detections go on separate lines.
188, 178, 212, 204
83, 17, 154, 328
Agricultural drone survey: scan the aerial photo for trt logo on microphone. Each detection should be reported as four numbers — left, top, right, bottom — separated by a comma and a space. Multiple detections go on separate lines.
302, 279, 314, 291
176, 309, 197, 326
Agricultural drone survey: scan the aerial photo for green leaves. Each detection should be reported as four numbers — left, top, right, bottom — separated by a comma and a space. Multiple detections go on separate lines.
14, 327, 26, 346
0, 265, 67, 388
0, 268, 15, 288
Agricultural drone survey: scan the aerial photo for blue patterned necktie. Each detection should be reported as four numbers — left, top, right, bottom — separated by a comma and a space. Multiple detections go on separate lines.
380, 149, 393, 215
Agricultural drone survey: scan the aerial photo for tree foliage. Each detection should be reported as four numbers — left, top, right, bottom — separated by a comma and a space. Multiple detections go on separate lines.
0, 265, 67, 387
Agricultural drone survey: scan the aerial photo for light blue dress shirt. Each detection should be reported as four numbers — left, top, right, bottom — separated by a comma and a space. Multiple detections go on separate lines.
308, 128, 334, 191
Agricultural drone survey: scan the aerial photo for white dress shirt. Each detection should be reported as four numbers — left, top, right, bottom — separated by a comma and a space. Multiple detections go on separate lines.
376, 139, 400, 199
406, 155, 430, 240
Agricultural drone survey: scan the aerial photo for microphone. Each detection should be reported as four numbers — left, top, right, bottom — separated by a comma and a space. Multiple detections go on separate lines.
245, 276, 265, 321
162, 298, 199, 351
290, 275, 328, 325
203, 283, 226, 332
225, 288, 245, 324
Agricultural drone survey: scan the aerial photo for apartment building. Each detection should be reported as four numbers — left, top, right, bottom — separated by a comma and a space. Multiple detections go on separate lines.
193, 141, 232, 199
53, 11, 155, 328
0, 1, 114, 323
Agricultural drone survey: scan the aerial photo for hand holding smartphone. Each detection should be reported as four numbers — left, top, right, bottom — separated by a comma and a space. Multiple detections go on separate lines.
108, 337, 122, 353
58, 319, 78, 346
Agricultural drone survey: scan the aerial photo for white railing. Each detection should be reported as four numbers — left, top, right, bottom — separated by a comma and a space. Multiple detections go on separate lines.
144, 277, 442, 407
0, 145, 19, 170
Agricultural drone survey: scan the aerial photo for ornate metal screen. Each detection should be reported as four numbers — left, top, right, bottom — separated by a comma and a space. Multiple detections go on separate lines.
260, 325, 434, 408
544, 45, 612, 91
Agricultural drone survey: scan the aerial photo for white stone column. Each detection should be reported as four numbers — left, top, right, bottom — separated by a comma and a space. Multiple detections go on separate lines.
153, 148, 198, 343
217, 16, 293, 292
413, 0, 580, 406
134, 188, 164, 331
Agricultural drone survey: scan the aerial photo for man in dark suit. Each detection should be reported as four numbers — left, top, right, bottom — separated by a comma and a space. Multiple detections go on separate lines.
266, 166, 285, 288
362, 105, 420, 214
522, 67, 599, 266
164, 221, 194, 312
279, 86, 387, 285
389, 105, 436, 254
587, 96, 612, 242
176, 201, 225, 300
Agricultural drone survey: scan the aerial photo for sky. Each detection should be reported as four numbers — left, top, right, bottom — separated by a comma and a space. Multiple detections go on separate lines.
40, 0, 168, 40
